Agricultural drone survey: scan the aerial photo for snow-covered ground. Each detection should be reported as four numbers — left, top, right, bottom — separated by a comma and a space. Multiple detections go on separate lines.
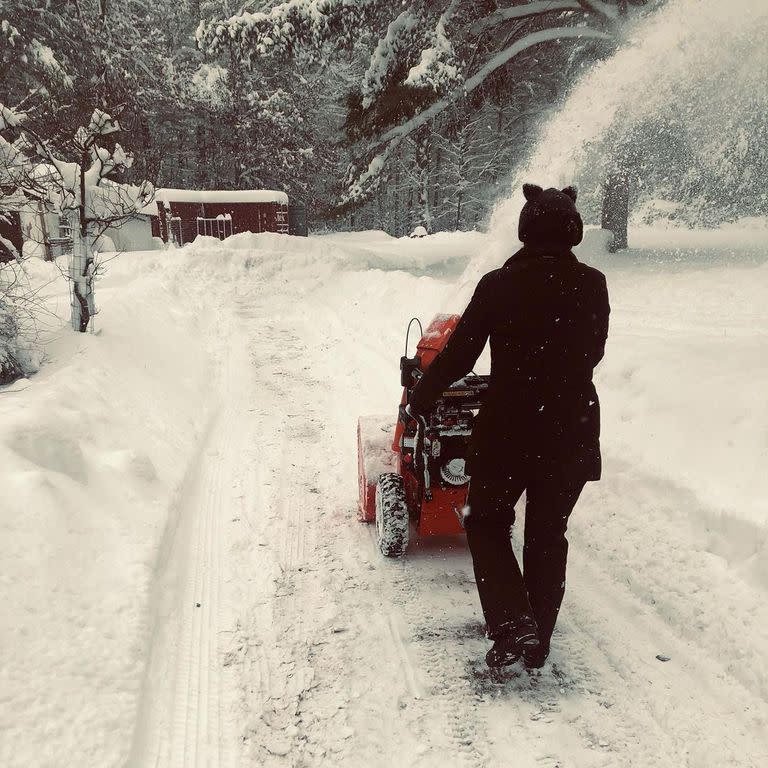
1, 225, 767, 767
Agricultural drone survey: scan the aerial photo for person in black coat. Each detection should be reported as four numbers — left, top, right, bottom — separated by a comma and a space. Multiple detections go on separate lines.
409, 183, 610, 668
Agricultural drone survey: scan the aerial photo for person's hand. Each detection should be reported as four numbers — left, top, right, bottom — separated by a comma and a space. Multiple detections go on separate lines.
405, 403, 427, 431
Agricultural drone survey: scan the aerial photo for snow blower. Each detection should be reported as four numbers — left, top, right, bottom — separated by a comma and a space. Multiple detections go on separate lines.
357, 315, 490, 557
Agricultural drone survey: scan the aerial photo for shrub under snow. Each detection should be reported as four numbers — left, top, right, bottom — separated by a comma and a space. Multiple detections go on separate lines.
0, 298, 23, 385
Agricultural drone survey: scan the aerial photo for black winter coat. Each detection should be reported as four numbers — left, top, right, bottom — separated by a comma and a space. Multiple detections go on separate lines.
410, 247, 610, 485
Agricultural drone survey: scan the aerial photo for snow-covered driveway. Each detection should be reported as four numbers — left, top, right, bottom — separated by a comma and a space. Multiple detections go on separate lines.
2, 229, 767, 767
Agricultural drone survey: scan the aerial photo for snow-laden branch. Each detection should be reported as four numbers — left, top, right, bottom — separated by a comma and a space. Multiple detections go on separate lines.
0, 104, 25, 131
405, 1, 462, 92
0, 105, 39, 198
379, 26, 612, 146
26, 39, 74, 88
469, 1, 586, 37
346, 24, 612, 201
17, 109, 150, 228
469, 1, 619, 37
579, 0, 620, 21
1, 22, 73, 90
361, 11, 420, 109
197, 0, 376, 61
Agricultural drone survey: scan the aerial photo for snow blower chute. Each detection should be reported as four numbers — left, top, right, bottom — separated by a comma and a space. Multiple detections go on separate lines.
357, 315, 490, 557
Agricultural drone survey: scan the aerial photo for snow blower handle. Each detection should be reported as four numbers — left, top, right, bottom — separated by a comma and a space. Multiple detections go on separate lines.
404, 403, 425, 428
405, 405, 431, 502
403, 405, 427, 463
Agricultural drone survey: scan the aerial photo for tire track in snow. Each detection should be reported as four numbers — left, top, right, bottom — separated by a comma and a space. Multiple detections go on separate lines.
129, 309, 251, 768
385, 564, 490, 768
174, 426, 226, 768
221, 296, 333, 766
361, 517, 491, 768
129, 408, 234, 768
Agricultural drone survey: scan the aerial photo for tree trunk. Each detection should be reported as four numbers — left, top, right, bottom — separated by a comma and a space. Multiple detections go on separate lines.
70, 230, 94, 332
38, 202, 52, 261
601, 169, 630, 251
415, 129, 433, 232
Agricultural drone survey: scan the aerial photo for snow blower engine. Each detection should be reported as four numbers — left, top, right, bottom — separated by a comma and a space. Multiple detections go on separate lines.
357, 315, 490, 557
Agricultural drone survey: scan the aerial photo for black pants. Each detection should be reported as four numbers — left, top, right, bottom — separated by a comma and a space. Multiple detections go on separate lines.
465, 471, 585, 645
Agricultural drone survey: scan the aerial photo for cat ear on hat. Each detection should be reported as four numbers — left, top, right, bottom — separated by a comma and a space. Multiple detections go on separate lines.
523, 183, 543, 202
561, 185, 577, 202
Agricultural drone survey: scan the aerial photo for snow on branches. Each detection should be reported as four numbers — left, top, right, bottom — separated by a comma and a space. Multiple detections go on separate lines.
404, 2, 462, 94
0, 105, 39, 205
0, 2, 73, 91
361, 12, 420, 109
0, 104, 24, 131
200, 0, 639, 201
3, 106, 153, 332
197, 0, 377, 65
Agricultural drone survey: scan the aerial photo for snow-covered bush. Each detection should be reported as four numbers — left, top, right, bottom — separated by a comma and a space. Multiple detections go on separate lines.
0, 296, 23, 385
0, 253, 42, 386
0, 105, 32, 384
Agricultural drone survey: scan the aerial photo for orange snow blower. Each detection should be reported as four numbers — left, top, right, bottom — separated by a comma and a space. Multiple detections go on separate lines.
357, 315, 490, 557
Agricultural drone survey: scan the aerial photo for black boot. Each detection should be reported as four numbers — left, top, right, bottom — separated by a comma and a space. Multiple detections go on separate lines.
485, 616, 540, 668
523, 641, 550, 669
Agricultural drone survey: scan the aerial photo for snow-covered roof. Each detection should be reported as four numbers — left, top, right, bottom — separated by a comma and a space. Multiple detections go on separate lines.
149, 188, 289, 209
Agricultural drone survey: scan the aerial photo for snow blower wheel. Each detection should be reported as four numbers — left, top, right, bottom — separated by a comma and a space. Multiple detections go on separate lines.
375, 473, 409, 557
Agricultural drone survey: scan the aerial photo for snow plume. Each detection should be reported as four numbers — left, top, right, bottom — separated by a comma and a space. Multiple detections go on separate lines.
490, 0, 768, 251
361, 11, 419, 109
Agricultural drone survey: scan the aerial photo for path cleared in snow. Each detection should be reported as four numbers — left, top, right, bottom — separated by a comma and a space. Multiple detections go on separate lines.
130, 230, 767, 768
2, 229, 767, 767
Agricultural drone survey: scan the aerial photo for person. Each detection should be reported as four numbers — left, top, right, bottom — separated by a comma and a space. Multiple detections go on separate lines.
408, 184, 610, 669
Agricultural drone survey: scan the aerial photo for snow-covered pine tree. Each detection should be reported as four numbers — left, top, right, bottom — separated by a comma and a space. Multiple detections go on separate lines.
0, 0, 73, 104
0, 104, 39, 384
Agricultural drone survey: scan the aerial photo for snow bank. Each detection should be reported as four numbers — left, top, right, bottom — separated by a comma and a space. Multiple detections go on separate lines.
576, 229, 768, 533
178, 229, 485, 278
315, 229, 486, 274
0, 253, 215, 767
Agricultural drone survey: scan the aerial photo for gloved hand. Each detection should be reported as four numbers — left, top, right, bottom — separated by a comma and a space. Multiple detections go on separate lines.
405, 403, 428, 435
405, 403, 426, 426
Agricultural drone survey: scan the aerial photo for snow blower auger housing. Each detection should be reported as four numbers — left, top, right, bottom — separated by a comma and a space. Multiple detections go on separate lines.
357, 315, 490, 557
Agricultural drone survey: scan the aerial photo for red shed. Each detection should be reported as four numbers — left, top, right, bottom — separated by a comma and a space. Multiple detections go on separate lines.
150, 189, 290, 245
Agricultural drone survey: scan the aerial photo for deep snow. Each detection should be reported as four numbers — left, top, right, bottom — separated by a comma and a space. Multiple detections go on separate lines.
1, 225, 767, 767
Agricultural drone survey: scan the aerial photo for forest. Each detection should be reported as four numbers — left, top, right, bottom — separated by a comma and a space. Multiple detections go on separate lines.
0, 0, 677, 236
